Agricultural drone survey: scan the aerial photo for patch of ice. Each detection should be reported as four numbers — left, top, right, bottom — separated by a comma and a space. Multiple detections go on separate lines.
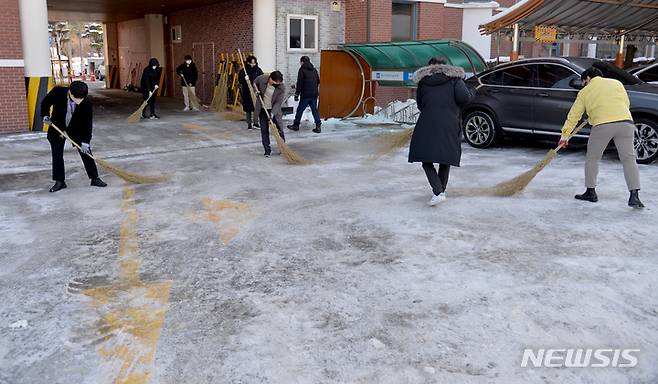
423, 366, 436, 374
369, 338, 386, 349
9, 320, 28, 329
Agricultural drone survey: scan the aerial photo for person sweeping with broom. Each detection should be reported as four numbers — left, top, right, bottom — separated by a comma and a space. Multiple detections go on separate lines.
140, 58, 162, 119
408, 57, 473, 206
254, 71, 286, 157
238, 55, 263, 130
559, 67, 644, 208
176, 55, 199, 111
41, 81, 107, 192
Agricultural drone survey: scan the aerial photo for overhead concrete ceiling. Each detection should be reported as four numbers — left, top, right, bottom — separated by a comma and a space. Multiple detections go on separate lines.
46, 0, 225, 22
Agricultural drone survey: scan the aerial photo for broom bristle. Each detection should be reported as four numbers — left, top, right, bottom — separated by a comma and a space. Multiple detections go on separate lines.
96, 158, 169, 184
370, 128, 414, 159
187, 85, 201, 110
479, 149, 558, 197
127, 101, 148, 123
210, 85, 222, 111
216, 110, 245, 121
270, 122, 309, 165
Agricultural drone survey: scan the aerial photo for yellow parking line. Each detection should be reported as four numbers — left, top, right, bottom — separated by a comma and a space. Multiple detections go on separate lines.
83, 185, 171, 383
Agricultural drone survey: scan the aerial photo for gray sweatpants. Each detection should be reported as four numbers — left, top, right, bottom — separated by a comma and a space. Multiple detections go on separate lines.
585, 121, 641, 191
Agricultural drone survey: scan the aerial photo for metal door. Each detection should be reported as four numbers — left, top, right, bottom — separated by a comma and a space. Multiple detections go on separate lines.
192, 42, 216, 103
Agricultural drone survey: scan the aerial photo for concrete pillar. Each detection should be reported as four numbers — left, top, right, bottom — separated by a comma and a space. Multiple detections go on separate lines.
144, 14, 165, 65
144, 14, 165, 95
18, 0, 53, 132
253, 0, 276, 72
587, 36, 597, 58
615, 34, 625, 69
103, 22, 120, 89
511, 24, 520, 61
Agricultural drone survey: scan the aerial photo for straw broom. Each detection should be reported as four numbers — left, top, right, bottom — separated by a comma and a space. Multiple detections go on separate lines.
479, 121, 588, 197
127, 91, 155, 123
237, 49, 309, 164
182, 75, 201, 110
49, 123, 168, 184
370, 127, 414, 159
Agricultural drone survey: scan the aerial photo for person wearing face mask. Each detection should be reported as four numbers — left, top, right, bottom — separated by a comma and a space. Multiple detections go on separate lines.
140, 58, 162, 119
253, 71, 286, 157
40, 81, 107, 192
238, 55, 264, 129
176, 55, 199, 111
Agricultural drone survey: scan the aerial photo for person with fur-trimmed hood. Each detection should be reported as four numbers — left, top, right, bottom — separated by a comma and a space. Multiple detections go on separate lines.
408, 57, 473, 206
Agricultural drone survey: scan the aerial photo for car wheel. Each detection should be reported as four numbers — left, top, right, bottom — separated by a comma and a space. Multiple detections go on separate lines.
634, 119, 658, 164
463, 110, 499, 148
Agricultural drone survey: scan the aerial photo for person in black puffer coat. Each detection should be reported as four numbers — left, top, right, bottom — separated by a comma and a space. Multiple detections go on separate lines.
288, 56, 321, 133
238, 55, 264, 129
140, 57, 162, 119
176, 54, 199, 111
408, 57, 473, 206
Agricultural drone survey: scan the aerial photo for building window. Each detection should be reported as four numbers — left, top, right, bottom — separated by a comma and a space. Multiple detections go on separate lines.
287, 15, 318, 52
392, 2, 417, 41
171, 25, 182, 43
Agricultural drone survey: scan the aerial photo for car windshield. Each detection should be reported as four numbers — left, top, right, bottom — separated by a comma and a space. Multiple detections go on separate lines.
567, 57, 642, 85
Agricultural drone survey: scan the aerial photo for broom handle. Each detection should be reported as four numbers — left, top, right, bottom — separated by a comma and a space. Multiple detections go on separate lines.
48, 123, 97, 161
237, 49, 275, 124
556, 120, 588, 151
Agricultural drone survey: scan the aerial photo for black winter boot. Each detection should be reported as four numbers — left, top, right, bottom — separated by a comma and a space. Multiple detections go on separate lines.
628, 190, 645, 209
575, 188, 598, 202
287, 123, 300, 131
49, 181, 67, 193
313, 123, 321, 133
91, 177, 107, 187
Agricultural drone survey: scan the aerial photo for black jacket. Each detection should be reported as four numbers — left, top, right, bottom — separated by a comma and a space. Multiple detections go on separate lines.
408, 64, 473, 166
295, 61, 320, 98
141, 62, 162, 98
238, 64, 264, 112
176, 62, 198, 86
41, 86, 93, 143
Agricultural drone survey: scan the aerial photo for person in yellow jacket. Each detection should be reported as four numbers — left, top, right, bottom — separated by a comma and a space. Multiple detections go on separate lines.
560, 67, 644, 209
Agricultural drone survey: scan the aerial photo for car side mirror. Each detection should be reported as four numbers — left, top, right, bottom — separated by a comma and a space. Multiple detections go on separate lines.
569, 78, 584, 89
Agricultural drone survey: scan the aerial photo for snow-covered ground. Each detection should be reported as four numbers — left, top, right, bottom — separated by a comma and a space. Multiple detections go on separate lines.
0, 90, 657, 383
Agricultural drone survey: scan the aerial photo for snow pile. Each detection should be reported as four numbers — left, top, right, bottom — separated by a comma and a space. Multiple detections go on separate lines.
283, 96, 316, 122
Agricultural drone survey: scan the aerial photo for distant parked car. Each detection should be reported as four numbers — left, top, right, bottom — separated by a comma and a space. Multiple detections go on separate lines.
628, 62, 658, 85
462, 57, 658, 164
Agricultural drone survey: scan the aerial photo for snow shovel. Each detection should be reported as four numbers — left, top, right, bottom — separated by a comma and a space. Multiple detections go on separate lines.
48, 123, 167, 184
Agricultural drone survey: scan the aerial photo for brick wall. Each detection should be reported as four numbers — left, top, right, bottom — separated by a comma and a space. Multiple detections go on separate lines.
345, 0, 391, 43
417, 2, 443, 40
275, 0, 345, 95
442, 6, 463, 39
0, 0, 28, 133
166, 0, 253, 100
376, 86, 414, 107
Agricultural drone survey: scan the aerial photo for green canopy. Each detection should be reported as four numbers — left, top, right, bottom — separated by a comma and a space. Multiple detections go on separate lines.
339, 40, 486, 86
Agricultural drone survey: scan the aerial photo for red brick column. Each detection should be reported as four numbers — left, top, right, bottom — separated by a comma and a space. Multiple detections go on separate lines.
345, 0, 391, 43
0, 0, 28, 133
417, 3, 463, 40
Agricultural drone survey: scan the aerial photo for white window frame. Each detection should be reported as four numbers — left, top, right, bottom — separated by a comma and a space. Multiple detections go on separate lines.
171, 25, 182, 43
286, 14, 319, 53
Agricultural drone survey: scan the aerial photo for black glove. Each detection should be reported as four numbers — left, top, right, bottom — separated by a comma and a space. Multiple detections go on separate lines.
294, 95, 299, 102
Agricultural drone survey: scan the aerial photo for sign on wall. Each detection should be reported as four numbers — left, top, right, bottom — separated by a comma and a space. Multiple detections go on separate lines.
373, 71, 414, 82
534, 25, 558, 43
